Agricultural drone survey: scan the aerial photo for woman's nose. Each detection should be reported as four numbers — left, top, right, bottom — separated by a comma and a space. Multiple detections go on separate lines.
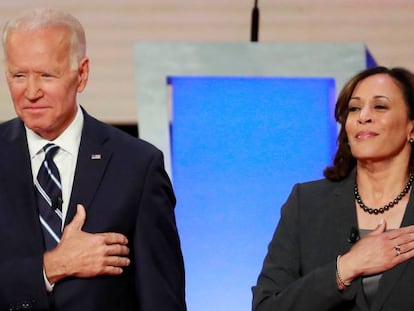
357, 107, 372, 124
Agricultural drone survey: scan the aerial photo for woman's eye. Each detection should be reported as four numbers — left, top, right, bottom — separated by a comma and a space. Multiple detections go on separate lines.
374, 104, 387, 110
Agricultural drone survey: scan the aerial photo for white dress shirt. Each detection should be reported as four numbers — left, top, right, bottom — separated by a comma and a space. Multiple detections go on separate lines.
25, 105, 84, 290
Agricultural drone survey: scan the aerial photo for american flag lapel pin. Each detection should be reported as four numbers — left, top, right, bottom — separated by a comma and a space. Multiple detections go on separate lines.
91, 154, 102, 160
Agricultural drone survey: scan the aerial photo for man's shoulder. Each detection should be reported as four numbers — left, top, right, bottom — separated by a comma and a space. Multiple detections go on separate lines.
0, 117, 21, 129
0, 118, 23, 142
84, 114, 161, 156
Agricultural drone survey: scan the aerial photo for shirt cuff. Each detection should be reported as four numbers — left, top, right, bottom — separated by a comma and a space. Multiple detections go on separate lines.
43, 268, 55, 292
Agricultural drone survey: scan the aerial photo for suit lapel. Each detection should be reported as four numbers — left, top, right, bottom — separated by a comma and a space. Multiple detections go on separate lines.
0, 119, 45, 249
370, 191, 414, 311
332, 172, 358, 250
332, 171, 370, 311
65, 113, 113, 225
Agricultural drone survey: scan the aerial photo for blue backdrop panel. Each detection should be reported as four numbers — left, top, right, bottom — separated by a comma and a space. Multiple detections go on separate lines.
170, 76, 337, 311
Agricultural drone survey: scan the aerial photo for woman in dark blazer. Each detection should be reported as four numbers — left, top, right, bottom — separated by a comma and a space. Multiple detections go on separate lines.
253, 66, 414, 311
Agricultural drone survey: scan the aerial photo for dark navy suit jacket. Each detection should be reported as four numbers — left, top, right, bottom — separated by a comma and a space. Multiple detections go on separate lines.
253, 171, 414, 311
0, 111, 186, 311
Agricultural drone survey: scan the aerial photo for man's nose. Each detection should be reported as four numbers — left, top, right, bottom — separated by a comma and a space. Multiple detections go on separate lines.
24, 76, 43, 100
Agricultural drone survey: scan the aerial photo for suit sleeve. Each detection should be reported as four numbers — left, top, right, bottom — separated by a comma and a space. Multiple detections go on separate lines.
0, 165, 51, 310
0, 256, 51, 310
134, 150, 186, 311
252, 184, 356, 311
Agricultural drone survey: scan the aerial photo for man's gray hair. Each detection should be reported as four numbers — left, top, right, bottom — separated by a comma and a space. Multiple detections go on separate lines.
2, 8, 86, 69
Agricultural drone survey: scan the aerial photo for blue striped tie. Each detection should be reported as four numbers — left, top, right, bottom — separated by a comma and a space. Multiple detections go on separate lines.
35, 143, 63, 250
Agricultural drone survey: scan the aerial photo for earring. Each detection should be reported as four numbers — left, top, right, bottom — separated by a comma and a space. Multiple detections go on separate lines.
410, 138, 414, 143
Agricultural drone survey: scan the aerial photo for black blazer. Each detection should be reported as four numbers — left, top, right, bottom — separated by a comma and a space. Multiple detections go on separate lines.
252, 171, 414, 311
0, 111, 186, 311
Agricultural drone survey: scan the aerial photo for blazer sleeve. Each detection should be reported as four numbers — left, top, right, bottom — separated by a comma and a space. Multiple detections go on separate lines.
0, 125, 51, 310
0, 256, 51, 310
133, 150, 186, 311
252, 184, 356, 311
0, 188, 51, 310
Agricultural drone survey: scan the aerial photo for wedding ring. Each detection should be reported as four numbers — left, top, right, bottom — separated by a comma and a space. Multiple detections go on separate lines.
394, 245, 401, 256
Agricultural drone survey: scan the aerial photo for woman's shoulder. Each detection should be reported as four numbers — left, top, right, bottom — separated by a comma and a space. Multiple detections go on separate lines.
292, 174, 353, 197
297, 177, 341, 188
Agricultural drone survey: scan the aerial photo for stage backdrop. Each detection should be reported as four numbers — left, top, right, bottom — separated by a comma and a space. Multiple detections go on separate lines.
169, 76, 337, 311
134, 42, 374, 176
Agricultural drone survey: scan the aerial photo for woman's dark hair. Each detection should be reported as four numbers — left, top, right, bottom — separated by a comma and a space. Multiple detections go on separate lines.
323, 66, 414, 181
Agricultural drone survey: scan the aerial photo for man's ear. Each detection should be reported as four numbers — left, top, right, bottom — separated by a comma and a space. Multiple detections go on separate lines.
77, 57, 89, 93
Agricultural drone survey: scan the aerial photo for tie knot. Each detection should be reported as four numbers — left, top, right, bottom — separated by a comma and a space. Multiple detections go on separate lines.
43, 143, 59, 160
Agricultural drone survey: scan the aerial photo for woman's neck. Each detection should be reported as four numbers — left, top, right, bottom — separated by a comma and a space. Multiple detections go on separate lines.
355, 165, 412, 230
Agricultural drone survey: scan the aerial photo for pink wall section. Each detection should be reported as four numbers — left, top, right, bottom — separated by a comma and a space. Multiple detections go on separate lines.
0, 1, 413, 124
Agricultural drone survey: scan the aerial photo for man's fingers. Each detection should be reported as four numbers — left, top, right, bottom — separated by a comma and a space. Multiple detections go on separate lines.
105, 244, 130, 256
100, 232, 129, 245
66, 204, 87, 232
106, 255, 131, 268
86, 255, 131, 277
100, 266, 127, 276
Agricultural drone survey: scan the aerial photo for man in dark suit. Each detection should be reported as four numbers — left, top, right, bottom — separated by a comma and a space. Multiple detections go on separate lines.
0, 8, 186, 311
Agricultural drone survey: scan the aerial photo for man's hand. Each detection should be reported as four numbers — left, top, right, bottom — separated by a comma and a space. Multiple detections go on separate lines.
43, 204, 130, 284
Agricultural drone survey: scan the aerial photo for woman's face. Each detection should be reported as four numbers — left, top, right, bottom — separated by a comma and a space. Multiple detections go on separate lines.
345, 73, 414, 163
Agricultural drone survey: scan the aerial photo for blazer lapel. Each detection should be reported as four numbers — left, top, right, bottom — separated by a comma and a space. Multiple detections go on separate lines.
0, 119, 45, 249
332, 172, 358, 248
333, 171, 370, 311
370, 191, 414, 311
65, 113, 113, 225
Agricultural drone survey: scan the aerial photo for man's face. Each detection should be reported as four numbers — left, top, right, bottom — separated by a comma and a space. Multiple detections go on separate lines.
5, 26, 88, 140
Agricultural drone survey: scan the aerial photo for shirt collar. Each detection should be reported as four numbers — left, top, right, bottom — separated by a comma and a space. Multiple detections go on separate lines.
26, 105, 84, 158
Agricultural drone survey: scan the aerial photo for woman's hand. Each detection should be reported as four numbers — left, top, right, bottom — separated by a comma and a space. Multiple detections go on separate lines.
337, 219, 414, 286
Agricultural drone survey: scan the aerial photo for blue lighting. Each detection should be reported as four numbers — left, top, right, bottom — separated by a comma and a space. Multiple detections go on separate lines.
170, 76, 336, 311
